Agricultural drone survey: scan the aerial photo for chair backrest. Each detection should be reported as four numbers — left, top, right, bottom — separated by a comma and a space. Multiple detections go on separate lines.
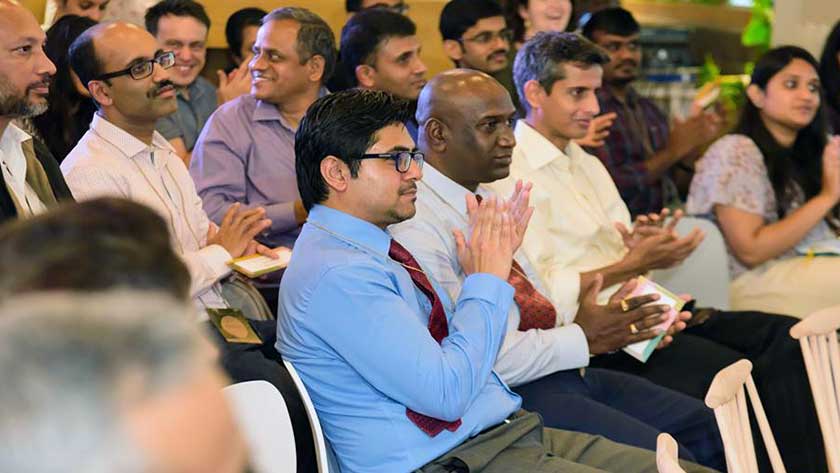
656, 433, 686, 473
652, 217, 730, 310
283, 360, 331, 473
790, 306, 840, 473
704, 359, 786, 473
223, 380, 297, 473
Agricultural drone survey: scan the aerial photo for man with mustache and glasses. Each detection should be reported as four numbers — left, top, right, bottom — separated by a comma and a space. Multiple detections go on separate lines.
340, 9, 428, 141
0, 0, 72, 224
145, 0, 250, 166
62, 22, 277, 322
439, 0, 520, 112
191, 7, 335, 253
581, 8, 723, 217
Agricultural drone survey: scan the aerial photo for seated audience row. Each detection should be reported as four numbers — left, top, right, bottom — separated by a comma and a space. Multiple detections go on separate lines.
2, 0, 840, 472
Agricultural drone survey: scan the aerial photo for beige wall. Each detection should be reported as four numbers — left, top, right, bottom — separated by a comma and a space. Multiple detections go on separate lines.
773, 0, 839, 57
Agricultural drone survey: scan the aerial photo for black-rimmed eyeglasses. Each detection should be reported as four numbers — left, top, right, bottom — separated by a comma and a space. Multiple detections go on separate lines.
358, 150, 424, 173
94, 51, 176, 81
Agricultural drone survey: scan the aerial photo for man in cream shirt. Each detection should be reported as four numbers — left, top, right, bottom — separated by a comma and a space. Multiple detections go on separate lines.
0, 0, 72, 224
487, 31, 825, 472
62, 22, 274, 318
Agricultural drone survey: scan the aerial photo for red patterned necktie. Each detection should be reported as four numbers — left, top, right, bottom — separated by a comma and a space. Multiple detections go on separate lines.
474, 194, 557, 331
388, 239, 462, 436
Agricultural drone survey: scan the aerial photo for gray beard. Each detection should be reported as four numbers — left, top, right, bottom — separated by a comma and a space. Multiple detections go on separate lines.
0, 95, 48, 118
0, 80, 48, 118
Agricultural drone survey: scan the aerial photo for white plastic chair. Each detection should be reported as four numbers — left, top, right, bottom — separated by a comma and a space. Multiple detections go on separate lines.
790, 307, 840, 473
656, 433, 686, 473
704, 359, 786, 473
283, 360, 331, 473
223, 380, 297, 473
652, 217, 730, 310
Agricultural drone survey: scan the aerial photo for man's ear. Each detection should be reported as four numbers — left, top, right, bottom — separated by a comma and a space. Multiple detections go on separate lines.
307, 55, 326, 83
423, 118, 448, 153
320, 155, 351, 194
442, 39, 464, 64
523, 79, 546, 113
355, 64, 376, 89
746, 84, 765, 109
88, 80, 113, 107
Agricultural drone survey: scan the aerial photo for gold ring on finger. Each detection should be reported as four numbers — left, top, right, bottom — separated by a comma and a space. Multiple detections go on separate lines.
629, 323, 639, 335
620, 299, 630, 312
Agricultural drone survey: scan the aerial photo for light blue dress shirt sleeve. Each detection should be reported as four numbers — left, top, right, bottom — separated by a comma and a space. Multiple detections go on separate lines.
304, 262, 513, 420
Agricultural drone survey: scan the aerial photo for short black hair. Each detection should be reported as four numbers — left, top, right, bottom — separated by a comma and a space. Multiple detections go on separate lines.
68, 26, 104, 88
263, 7, 337, 84
296, 90, 413, 210
513, 32, 609, 113
144, 0, 211, 37
340, 9, 416, 86
581, 7, 640, 40
439, 0, 505, 41
225, 7, 267, 59
0, 198, 190, 301
346, 0, 363, 12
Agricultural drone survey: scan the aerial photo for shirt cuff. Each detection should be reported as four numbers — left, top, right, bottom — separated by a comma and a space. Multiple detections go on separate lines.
200, 244, 233, 280
545, 267, 582, 324
554, 323, 590, 367
461, 273, 515, 306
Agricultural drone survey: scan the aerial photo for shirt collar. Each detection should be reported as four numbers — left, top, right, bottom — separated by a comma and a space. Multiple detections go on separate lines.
0, 122, 31, 148
182, 77, 208, 101
252, 87, 330, 129
306, 204, 392, 257
514, 120, 571, 172
420, 163, 491, 218
90, 113, 175, 163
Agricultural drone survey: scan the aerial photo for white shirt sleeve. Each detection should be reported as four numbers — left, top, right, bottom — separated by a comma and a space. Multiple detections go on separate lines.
62, 161, 232, 298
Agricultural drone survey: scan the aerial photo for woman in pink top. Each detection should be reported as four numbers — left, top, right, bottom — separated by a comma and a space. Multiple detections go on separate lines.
687, 46, 840, 318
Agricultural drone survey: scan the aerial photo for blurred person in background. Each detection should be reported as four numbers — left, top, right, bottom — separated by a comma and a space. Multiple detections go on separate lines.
31, 14, 97, 163
345, 0, 408, 18
819, 20, 840, 133
0, 291, 250, 473
145, 0, 250, 165
224, 7, 266, 73
48, 0, 109, 24
507, 0, 574, 48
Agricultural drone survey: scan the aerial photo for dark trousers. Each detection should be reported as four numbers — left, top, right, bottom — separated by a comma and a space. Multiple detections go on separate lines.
591, 310, 825, 473
512, 368, 725, 472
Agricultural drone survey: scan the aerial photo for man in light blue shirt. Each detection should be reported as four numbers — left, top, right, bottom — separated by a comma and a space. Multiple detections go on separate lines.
276, 89, 711, 472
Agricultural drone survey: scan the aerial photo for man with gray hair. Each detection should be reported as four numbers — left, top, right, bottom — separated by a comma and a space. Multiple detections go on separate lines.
191, 7, 336, 251
0, 0, 73, 224
0, 291, 249, 472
